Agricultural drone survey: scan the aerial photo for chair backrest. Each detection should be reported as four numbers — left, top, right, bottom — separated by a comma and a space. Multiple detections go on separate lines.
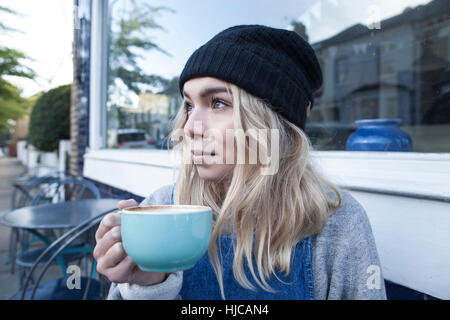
20, 207, 117, 300
18, 165, 59, 179
11, 174, 66, 210
30, 176, 101, 206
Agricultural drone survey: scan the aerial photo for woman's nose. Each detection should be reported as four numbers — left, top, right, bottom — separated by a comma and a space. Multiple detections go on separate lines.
184, 108, 208, 139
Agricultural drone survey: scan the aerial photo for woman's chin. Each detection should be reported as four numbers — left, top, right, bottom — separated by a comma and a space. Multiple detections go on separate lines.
196, 166, 222, 181
195, 163, 235, 182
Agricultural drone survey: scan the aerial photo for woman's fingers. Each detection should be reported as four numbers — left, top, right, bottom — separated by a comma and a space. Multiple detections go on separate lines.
96, 242, 128, 275
94, 198, 163, 285
100, 256, 136, 284
95, 199, 138, 242
93, 225, 121, 261
117, 199, 138, 210
95, 211, 121, 242
101, 256, 167, 286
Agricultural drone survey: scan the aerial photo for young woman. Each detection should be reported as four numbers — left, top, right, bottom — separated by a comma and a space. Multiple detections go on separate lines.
94, 25, 387, 300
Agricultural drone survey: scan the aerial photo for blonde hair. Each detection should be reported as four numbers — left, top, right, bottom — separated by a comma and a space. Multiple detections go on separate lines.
169, 82, 342, 299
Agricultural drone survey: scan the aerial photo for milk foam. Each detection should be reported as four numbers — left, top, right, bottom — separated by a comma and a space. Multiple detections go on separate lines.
123, 206, 208, 215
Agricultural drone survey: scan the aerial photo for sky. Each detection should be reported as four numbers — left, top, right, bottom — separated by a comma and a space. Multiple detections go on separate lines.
0, 0, 74, 98
0, 0, 432, 98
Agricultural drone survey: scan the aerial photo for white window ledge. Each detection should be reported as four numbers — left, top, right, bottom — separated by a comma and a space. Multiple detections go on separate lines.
83, 148, 179, 197
311, 151, 450, 203
84, 149, 450, 203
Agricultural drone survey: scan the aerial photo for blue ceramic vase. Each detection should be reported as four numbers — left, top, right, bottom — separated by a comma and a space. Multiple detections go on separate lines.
346, 118, 413, 152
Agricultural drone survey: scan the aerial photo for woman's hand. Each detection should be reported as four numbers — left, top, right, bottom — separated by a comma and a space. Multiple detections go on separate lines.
94, 199, 167, 286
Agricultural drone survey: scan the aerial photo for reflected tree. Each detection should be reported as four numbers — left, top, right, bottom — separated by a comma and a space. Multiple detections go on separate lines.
157, 76, 183, 121
107, 0, 174, 138
108, 0, 173, 95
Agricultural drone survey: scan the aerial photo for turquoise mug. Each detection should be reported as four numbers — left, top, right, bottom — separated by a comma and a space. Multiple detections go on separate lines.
120, 205, 212, 273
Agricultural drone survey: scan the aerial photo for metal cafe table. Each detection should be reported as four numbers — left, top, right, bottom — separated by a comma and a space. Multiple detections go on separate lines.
1, 198, 119, 276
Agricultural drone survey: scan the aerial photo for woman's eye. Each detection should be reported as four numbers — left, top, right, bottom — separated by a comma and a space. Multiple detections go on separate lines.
184, 99, 229, 114
185, 103, 193, 113
213, 101, 226, 109
212, 98, 229, 110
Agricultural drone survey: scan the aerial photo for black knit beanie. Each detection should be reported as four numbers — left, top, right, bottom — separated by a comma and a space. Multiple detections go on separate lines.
179, 24, 323, 130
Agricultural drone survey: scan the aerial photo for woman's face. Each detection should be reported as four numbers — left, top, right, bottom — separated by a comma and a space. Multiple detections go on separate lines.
183, 77, 236, 183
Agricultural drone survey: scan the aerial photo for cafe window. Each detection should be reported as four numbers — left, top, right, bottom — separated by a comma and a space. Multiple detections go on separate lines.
104, 0, 450, 153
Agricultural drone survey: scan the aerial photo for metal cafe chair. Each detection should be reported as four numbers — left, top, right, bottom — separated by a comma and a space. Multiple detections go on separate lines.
15, 176, 102, 287
13, 208, 116, 300
13, 165, 61, 183
30, 176, 101, 205
7, 173, 70, 274
8, 173, 69, 273
10, 166, 69, 209
10, 174, 65, 209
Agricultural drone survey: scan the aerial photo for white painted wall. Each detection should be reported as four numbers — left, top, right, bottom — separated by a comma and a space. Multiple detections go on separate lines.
352, 191, 450, 299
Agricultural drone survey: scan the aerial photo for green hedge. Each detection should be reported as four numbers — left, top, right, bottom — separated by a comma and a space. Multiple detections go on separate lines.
29, 84, 71, 152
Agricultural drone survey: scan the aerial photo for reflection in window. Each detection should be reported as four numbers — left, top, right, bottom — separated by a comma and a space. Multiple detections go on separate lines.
310, 0, 449, 152
104, 0, 449, 153
106, 0, 178, 149
335, 57, 350, 85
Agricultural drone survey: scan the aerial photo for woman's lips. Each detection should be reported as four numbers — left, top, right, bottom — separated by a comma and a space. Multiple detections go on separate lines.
191, 149, 215, 155
192, 153, 217, 164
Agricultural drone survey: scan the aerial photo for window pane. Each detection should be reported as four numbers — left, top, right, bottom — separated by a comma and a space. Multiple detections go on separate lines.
105, 0, 450, 152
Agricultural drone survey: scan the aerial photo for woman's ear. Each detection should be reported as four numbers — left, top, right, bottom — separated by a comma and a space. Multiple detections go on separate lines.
307, 101, 311, 118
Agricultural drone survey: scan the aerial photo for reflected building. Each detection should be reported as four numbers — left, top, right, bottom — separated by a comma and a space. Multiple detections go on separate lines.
308, 0, 449, 151
137, 93, 171, 142
107, 93, 172, 143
